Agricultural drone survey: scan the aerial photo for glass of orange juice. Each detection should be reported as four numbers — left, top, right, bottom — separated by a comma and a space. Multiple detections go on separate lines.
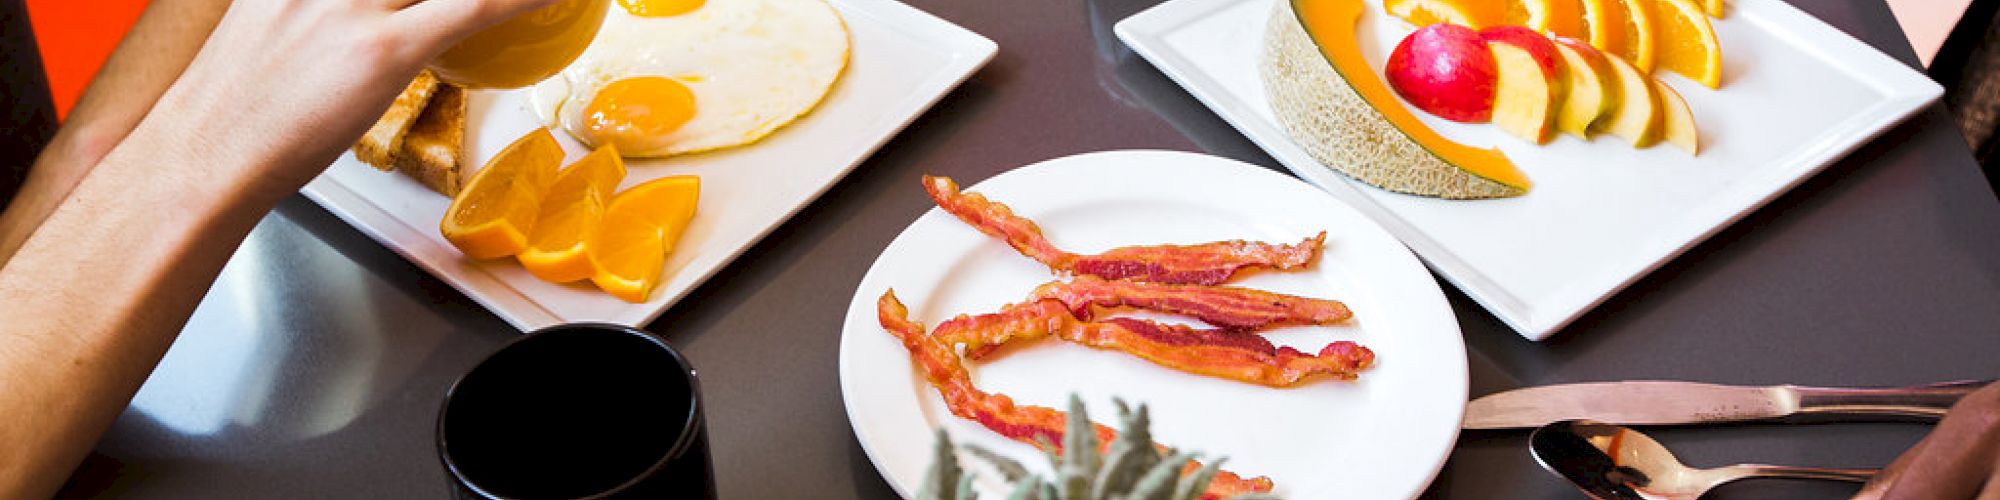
429, 0, 612, 89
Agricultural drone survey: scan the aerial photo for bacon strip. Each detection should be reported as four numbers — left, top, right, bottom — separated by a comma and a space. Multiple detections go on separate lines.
931, 299, 1373, 387
924, 175, 1326, 285
1080, 318, 1373, 386
1032, 276, 1351, 331
929, 299, 1073, 356
922, 175, 1077, 269
879, 291, 1274, 498
1070, 234, 1325, 286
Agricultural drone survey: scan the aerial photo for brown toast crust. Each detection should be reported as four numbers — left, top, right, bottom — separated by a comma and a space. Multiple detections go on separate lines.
394, 83, 466, 196
353, 71, 439, 170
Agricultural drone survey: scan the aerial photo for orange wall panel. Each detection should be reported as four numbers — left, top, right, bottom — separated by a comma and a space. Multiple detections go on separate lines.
25, 0, 150, 120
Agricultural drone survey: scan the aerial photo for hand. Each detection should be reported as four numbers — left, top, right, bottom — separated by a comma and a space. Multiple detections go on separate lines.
1854, 381, 2000, 499
140, 0, 562, 194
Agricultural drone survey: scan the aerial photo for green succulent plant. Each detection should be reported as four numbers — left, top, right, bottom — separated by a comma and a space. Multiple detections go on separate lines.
917, 395, 1280, 500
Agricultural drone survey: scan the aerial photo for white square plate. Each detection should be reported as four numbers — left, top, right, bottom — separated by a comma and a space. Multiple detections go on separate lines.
1115, 0, 1941, 339
302, 0, 996, 331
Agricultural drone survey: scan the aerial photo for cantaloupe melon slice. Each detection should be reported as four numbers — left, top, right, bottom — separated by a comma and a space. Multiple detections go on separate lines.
1262, 0, 1531, 199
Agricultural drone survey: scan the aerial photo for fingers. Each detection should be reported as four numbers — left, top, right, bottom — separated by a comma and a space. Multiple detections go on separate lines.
1880, 382, 2000, 500
392, 0, 570, 49
1855, 438, 1930, 500
1980, 463, 2000, 500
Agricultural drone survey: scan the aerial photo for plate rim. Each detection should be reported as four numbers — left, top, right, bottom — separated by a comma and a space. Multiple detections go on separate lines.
1111, 0, 1943, 340
301, 0, 998, 332
837, 149, 1468, 499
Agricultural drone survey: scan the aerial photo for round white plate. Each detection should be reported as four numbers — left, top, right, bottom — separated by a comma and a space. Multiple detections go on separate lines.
838, 150, 1466, 499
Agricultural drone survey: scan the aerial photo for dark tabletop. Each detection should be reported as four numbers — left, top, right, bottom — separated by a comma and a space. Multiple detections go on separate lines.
57, 0, 2000, 498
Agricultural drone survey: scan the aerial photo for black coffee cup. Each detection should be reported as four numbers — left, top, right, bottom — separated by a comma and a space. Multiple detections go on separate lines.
438, 323, 715, 499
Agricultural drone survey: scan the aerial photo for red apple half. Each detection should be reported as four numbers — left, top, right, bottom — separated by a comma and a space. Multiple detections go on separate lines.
1386, 24, 1498, 123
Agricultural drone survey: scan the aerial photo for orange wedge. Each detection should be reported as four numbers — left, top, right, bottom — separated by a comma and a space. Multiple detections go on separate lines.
441, 128, 563, 260
1650, 0, 1721, 88
518, 146, 629, 283
1581, 0, 1624, 56
588, 176, 700, 303
1612, 0, 1658, 72
1384, 0, 1497, 28
1501, 0, 1555, 32
1703, 0, 1721, 17
1543, 0, 1589, 39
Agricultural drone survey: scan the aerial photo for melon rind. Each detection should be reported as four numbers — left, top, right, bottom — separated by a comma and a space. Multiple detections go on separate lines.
1261, 1, 1527, 199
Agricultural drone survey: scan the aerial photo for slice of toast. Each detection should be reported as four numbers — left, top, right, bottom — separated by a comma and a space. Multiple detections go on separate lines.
353, 70, 440, 170
394, 83, 466, 196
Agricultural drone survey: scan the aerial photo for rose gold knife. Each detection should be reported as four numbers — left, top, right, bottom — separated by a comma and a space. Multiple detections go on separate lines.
1463, 380, 1991, 430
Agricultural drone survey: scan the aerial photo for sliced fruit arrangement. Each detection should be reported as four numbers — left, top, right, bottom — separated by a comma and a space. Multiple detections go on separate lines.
1265, 0, 1532, 199
518, 145, 628, 283
442, 128, 702, 303
590, 176, 700, 303
1384, 0, 1723, 89
441, 128, 564, 260
1261, 0, 1710, 201
1382, 12, 1697, 153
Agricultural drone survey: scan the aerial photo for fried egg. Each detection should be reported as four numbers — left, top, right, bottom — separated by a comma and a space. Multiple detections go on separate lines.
527, 0, 848, 158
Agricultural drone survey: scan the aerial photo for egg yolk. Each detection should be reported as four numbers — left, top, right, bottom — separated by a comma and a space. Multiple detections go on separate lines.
617, 0, 704, 16
582, 77, 696, 154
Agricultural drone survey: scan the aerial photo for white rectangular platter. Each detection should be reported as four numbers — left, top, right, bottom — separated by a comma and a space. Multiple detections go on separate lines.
303, 0, 996, 332
1116, 0, 1941, 339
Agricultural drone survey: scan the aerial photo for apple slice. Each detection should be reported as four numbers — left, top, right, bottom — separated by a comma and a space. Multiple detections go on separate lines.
1481, 26, 1562, 73
1483, 27, 1562, 144
1593, 52, 1660, 147
1550, 37, 1614, 138
1653, 78, 1698, 153
1386, 24, 1499, 122
1487, 44, 1559, 143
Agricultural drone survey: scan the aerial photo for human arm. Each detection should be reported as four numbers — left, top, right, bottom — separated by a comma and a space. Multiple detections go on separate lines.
0, 0, 231, 265
1852, 380, 2000, 500
0, 0, 560, 496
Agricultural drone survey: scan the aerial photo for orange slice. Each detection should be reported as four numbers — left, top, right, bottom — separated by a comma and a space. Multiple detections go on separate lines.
1650, 0, 1721, 88
1580, 0, 1625, 56
441, 128, 564, 260
1383, 0, 1497, 28
1543, 0, 1589, 39
1612, 0, 1657, 72
518, 145, 629, 283
588, 176, 700, 303
1501, 0, 1555, 32
1703, 0, 1721, 17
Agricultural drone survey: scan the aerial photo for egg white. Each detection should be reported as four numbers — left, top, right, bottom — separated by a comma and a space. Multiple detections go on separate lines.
528, 0, 849, 157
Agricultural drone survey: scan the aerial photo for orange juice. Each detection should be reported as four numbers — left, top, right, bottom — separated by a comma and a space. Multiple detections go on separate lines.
429, 0, 611, 89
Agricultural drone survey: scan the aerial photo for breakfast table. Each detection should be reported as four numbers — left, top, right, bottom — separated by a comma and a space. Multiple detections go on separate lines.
52, 0, 2000, 498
